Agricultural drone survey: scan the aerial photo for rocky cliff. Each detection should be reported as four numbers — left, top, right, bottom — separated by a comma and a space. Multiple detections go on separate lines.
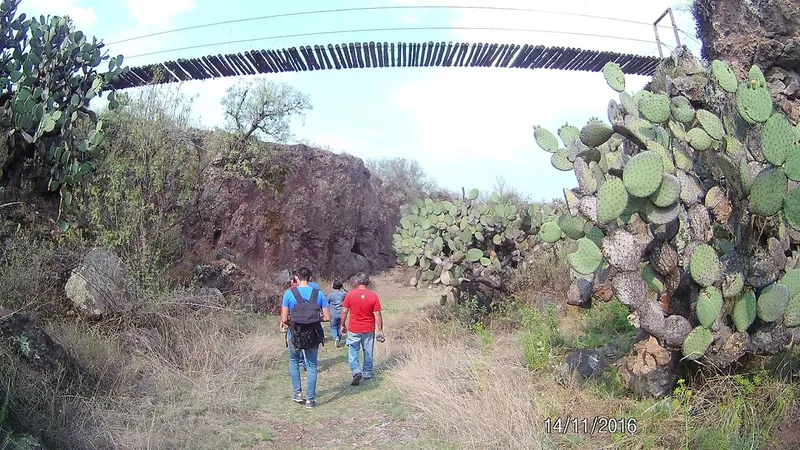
693, 0, 800, 123
184, 142, 399, 282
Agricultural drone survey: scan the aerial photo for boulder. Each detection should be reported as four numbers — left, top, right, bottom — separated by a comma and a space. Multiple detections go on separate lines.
169, 287, 225, 309
183, 142, 399, 281
64, 248, 137, 319
0, 308, 77, 375
617, 336, 679, 398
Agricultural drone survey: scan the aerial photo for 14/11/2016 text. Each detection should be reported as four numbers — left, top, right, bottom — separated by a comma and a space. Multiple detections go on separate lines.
544, 416, 638, 434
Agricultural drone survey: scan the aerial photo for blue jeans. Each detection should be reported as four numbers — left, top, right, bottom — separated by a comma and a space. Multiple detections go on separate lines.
346, 331, 375, 377
330, 313, 342, 342
287, 331, 318, 400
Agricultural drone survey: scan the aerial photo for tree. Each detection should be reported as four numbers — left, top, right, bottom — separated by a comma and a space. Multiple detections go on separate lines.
220, 78, 312, 142
365, 156, 439, 206
0, 0, 126, 225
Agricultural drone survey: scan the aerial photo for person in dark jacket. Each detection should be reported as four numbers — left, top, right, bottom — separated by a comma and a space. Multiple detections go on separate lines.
326, 280, 348, 347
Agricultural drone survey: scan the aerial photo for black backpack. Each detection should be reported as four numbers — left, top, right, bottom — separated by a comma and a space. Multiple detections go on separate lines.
289, 287, 325, 350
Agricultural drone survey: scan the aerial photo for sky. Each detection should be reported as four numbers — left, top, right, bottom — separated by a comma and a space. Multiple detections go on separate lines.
20, 0, 703, 202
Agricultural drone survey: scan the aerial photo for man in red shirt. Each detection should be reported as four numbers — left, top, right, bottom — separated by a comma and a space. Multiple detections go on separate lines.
340, 272, 384, 385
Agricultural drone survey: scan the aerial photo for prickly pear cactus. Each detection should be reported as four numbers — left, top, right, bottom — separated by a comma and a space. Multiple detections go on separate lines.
393, 189, 566, 305
531, 51, 800, 374
0, 0, 128, 230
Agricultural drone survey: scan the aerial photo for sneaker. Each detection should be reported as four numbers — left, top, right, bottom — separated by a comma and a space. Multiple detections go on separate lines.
305, 400, 317, 409
335, 339, 341, 348
363, 376, 372, 380
351, 373, 362, 386
292, 392, 304, 404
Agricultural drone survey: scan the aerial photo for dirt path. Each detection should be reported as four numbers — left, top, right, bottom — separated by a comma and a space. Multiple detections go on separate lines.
221, 272, 441, 450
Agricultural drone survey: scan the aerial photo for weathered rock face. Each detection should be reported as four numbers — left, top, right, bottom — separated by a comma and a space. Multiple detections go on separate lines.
185, 143, 399, 281
693, 0, 800, 123
64, 248, 138, 319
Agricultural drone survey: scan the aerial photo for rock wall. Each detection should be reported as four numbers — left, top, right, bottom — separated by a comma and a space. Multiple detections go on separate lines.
693, 0, 800, 123
184, 142, 399, 281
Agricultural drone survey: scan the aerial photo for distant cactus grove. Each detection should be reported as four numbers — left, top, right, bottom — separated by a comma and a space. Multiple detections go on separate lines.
398, 49, 800, 369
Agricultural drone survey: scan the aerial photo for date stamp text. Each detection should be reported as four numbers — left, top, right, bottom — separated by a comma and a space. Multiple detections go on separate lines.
544, 416, 637, 434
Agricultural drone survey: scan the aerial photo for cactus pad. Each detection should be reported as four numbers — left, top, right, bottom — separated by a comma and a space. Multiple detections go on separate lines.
761, 113, 793, 166
643, 200, 681, 225
749, 65, 767, 87
538, 221, 562, 243
551, 149, 573, 171
722, 272, 744, 298
585, 225, 604, 248
697, 286, 723, 328
670, 96, 696, 124
642, 265, 665, 293
619, 91, 638, 117
695, 109, 725, 141
682, 326, 714, 360
534, 125, 559, 152
732, 290, 757, 332
783, 187, 800, 231
595, 176, 628, 224
602, 61, 625, 92
623, 151, 664, 197
736, 83, 773, 124
567, 237, 603, 275
749, 166, 788, 216
649, 173, 681, 207
757, 282, 790, 322
689, 244, 721, 287
687, 127, 713, 151
638, 91, 671, 124
783, 143, 800, 181
466, 248, 484, 262
647, 140, 676, 174
785, 294, 800, 327
711, 60, 738, 93
579, 118, 614, 148
558, 123, 580, 146
558, 214, 587, 240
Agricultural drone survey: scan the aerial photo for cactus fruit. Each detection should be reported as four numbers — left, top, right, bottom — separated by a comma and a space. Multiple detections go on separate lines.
689, 244, 721, 287
733, 290, 757, 332
539, 221, 562, 243
697, 286, 723, 328
596, 176, 629, 224
761, 113, 793, 166
649, 173, 681, 208
687, 127, 714, 151
558, 124, 580, 146
784, 188, 800, 231
711, 60, 738, 93
757, 282, 790, 322
623, 151, 665, 198
682, 326, 714, 360
534, 125, 559, 152
736, 82, 773, 124
749, 65, 767, 87
551, 149, 573, 171
638, 91, 671, 124
579, 118, 614, 148
567, 237, 603, 275
749, 166, 788, 216
602, 61, 625, 92
695, 109, 725, 141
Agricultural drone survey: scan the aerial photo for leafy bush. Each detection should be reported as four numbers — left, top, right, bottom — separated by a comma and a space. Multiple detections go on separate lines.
521, 304, 564, 371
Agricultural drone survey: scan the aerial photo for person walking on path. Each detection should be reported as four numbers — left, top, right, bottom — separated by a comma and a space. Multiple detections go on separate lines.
281, 267, 330, 408
340, 272, 384, 386
326, 280, 347, 347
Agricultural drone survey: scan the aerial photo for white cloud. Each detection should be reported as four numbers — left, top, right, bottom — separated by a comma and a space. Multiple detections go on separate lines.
386, 0, 702, 199
24, 0, 97, 29
126, 0, 196, 28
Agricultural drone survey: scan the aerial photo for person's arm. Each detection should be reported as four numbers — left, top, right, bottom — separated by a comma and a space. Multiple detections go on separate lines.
319, 292, 331, 322
340, 307, 350, 334
281, 306, 290, 326
374, 311, 383, 338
